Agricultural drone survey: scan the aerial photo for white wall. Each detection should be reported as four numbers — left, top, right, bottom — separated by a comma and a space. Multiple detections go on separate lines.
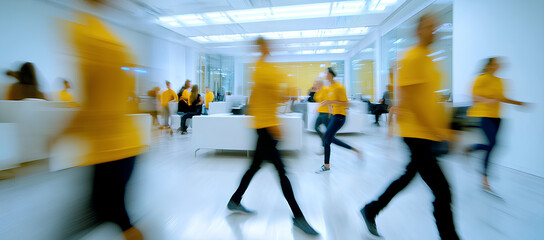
453, 0, 544, 177
0, 0, 199, 99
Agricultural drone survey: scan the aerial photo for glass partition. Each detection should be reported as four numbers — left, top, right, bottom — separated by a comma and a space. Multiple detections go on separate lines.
350, 43, 376, 100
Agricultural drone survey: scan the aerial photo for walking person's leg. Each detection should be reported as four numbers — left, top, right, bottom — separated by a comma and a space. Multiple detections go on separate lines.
317, 115, 346, 172
92, 157, 141, 238
326, 115, 362, 159
480, 118, 501, 189
314, 113, 327, 145
261, 128, 318, 235
228, 129, 265, 212
361, 137, 419, 236
415, 139, 459, 239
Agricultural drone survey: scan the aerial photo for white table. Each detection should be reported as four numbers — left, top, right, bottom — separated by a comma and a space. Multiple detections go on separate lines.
192, 113, 303, 156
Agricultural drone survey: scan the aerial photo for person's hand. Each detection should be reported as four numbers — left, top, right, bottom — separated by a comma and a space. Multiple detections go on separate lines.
320, 100, 331, 106
484, 98, 499, 104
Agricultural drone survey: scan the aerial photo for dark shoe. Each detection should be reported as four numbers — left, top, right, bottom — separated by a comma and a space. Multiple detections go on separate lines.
227, 200, 254, 214
293, 217, 319, 236
361, 206, 381, 237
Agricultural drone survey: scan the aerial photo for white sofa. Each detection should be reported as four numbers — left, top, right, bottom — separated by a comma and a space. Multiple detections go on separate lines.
192, 113, 303, 156
0, 100, 151, 171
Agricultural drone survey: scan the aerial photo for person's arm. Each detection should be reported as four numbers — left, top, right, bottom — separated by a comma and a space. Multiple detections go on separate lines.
320, 100, 349, 106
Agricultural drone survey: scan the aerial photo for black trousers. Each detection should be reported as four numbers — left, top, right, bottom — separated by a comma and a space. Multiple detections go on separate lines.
472, 117, 501, 177
92, 156, 136, 231
314, 112, 330, 146
230, 128, 303, 218
374, 104, 389, 123
365, 138, 459, 240
323, 114, 353, 164
180, 112, 200, 131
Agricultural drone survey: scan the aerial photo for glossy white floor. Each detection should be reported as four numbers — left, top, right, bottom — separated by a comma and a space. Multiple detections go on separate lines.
1, 125, 543, 240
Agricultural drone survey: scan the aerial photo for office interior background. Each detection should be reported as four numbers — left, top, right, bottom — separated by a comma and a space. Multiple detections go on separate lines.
1, 0, 543, 239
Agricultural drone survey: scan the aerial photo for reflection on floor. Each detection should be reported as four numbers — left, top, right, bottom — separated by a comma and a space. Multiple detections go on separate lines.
1, 126, 543, 240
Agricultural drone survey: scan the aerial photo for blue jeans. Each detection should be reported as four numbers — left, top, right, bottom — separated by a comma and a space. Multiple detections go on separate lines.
323, 114, 353, 164
471, 117, 501, 176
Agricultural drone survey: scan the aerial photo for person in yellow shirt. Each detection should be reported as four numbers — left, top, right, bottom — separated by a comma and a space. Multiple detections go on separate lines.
159, 81, 178, 129
465, 57, 525, 191
227, 37, 318, 236
313, 80, 330, 145
177, 80, 191, 114
316, 67, 361, 173
204, 86, 214, 115
51, 1, 146, 238
58, 79, 74, 102
360, 14, 459, 239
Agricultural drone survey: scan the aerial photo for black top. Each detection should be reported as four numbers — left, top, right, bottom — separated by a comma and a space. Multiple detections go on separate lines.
308, 91, 316, 102
188, 94, 202, 113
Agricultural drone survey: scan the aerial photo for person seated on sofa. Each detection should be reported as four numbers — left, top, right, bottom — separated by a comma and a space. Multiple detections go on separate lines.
177, 80, 192, 117
180, 85, 203, 134
373, 84, 393, 126
6, 62, 47, 100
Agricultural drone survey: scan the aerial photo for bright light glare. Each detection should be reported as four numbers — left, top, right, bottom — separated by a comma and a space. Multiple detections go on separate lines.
157, 1, 385, 27
189, 27, 369, 43
427, 50, 445, 57
329, 49, 346, 53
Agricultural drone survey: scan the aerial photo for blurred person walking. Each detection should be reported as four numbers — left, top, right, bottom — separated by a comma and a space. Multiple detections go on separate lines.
312, 79, 331, 154
316, 67, 362, 173
5, 62, 47, 100
204, 86, 214, 115
226, 37, 319, 236
360, 14, 460, 239
51, 0, 148, 238
147, 87, 160, 125
180, 85, 203, 134
465, 57, 526, 191
57, 79, 74, 102
159, 81, 178, 129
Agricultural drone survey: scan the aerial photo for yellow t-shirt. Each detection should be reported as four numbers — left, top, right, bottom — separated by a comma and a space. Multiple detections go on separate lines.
328, 82, 348, 116
181, 89, 191, 106
59, 12, 145, 168
467, 73, 504, 118
248, 60, 282, 129
58, 89, 74, 102
160, 89, 178, 107
396, 46, 446, 141
205, 91, 214, 108
314, 86, 330, 113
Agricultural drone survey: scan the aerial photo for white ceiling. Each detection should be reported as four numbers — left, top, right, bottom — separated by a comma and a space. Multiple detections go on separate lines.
116, 0, 409, 56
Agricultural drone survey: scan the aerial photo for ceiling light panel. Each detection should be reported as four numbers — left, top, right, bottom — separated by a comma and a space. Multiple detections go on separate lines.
157, 1, 384, 27
189, 27, 369, 43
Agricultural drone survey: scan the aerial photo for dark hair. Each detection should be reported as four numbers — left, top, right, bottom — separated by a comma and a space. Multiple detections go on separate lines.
327, 67, 337, 77
19, 62, 38, 85
256, 37, 266, 46
166, 81, 171, 86
481, 57, 498, 74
